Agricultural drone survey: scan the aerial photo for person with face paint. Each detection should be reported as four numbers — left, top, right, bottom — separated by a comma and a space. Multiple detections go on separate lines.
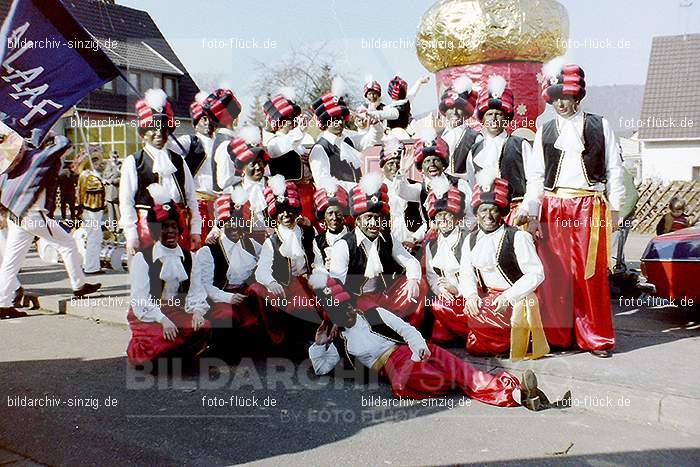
119, 89, 202, 255
196, 188, 263, 336
329, 173, 425, 327
309, 77, 383, 193
465, 76, 533, 226
168, 91, 217, 241
458, 168, 549, 360
378, 75, 431, 140
311, 179, 350, 274
126, 183, 211, 366
521, 58, 625, 357
263, 88, 317, 227
203, 88, 243, 192
380, 137, 425, 255
422, 176, 470, 342
249, 176, 321, 342
224, 126, 270, 244
394, 128, 476, 233
437, 76, 481, 175
308, 271, 566, 410
76, 151, 107, 274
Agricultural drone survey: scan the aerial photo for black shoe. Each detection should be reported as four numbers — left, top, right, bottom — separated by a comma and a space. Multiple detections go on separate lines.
0, 307, 28, 319
591, 349, 613, 358
73, 283, 101, 297
521, 369, 542, 411
12, 287, 25, 308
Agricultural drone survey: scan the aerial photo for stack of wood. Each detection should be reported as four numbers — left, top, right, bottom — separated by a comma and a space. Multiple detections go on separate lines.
631, 181, 699, 234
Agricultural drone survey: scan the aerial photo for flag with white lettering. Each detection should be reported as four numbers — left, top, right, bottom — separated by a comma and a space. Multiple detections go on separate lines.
0, 0, 119, 145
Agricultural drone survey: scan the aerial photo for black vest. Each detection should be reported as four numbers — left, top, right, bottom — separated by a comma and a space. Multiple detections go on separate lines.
472, 135, 527, 201
387, 102, 410, 129
205, 237, 258, 289
210, 130, 234, 191
314, 137, 362, 184
141, 245, 192, 300
468, 226, 524, 290
268, 149, 303, 181
428, 230, 467, 276
451, 127, 479, 174
340, 230, 403, 295
183, 134, 207, 178
541, 113, 606, 190
134, 148, 187, 209
269, 226, 316, 286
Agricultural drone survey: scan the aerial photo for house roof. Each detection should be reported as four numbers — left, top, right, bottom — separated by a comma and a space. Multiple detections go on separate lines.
0, 0, 198, 118
639, 34, 700, 140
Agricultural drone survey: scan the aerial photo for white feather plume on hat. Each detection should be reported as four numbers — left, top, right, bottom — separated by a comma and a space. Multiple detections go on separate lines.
308, 270, 330, 290
452, 75, 473, 95
146, 183, 172, 205
331, 76, 347, 98
476, 166, 499, 192
269, 174, 287, 197
194, 91, 209, 104
364, 74, 374, 86
359, 172, 383, 196
488, 75, 507, 99
144, 88, 167, 112
430, 174, 450, 199
238, 126, 261, 146
319, 177, 339, 198
416, 127, 438, 146
383, 136, 403, 156
230, 185, 249, 207
543, 56, 567, 81
279, 87, 297, 102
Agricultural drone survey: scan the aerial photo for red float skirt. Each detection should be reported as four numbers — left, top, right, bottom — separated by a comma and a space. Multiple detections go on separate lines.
381, 343, 520, 406
536, 189, 615, 351
136, 205, 192, 252
126, 305, 211, 366
248, 275, 323, 344
206, 284, 260, 329
355, 276, 428, 329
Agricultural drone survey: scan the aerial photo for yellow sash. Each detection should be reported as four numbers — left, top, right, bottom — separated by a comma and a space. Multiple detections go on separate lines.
509, 292, 550, 361
545, 188, 612, 280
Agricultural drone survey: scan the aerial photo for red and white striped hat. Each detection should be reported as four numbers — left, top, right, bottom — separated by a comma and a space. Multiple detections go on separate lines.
264, 175, 302, 218
135, 88, 176, 134
215, 186, 249, 223
189, 91, 210, 127
263, 87, 302, 130
438, 76, 477, 116
227, 126, 269, 176
426, 176, 466, 219
313, 179, 349, 220
312, 77, 350, 130
414, 127, 449, 170
349, 173, 390, 216
203, 88, 242, 128
476, 75, 515, 121
541, 57, 586, 103
387, 75, 408, 100
470, 166, 513, 214
363, 76, 381, 97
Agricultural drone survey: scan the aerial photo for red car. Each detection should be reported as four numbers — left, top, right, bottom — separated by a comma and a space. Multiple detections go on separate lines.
640, 226, 700, 305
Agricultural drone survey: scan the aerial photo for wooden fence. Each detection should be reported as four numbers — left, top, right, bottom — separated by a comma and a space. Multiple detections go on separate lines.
632, 181, 699, 233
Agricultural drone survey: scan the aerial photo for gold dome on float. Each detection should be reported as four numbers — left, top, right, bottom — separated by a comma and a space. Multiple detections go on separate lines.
416, 0, 569, 72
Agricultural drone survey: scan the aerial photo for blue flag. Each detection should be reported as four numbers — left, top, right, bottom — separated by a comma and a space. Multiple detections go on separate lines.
0, 0, 120, 145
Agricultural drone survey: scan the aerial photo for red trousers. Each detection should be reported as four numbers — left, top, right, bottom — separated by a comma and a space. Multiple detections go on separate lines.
207, 285, 260, 329
356, 276, 427, 328
537, 193, 615, 351
248, 276, 323, 344
431, 296, 469, 339
466, 289, 512, 356
126, 306, 211, 366
382, 343, 520, 406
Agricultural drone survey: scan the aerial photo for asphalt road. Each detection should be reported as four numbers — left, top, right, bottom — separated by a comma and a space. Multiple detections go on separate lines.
1, 314, 699, 467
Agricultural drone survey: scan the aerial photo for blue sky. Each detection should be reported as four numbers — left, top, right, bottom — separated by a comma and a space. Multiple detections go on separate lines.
118, 0, 698, 118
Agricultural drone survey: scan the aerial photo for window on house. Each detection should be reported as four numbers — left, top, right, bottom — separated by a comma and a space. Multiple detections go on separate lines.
693, 166, 700, 181
101, 79, 115, 93
164, 76, 178, 100
128, 72, 141, 94
153, 75, 163, 90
